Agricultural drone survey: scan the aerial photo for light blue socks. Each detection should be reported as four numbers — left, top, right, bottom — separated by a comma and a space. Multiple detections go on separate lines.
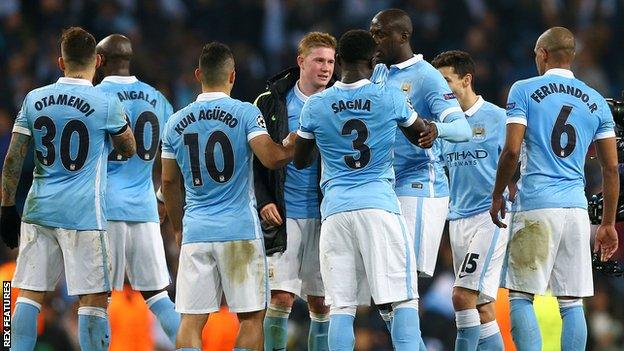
509, 293, 541, 351
392, 306, 422, 350
77, 306, 110, 351
328, 313, 355, 351
309, 312, 329, 351
146, 291, 181, 344
263, 304, 290, 350
559, 299, 587, 351
455, 309, 480, 351
10, 298, 41, 351
478, 321, 504, 350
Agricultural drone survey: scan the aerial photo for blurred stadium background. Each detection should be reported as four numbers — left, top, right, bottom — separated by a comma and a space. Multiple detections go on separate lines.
1, 0, 624, 350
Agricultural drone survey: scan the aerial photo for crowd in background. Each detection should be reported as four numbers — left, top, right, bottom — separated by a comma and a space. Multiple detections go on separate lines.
1, 0, 624, 350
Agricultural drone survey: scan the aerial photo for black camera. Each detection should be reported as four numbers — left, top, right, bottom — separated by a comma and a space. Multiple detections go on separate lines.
587, 93, 624, 225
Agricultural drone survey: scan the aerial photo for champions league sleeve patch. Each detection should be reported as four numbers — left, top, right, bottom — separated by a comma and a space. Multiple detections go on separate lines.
443, 93, 456, 100
506, 102, 516, 110
256, 115, 266, 129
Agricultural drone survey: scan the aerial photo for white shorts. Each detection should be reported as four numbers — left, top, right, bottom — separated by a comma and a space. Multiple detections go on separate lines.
268, 218, 324, 298
175, 238, 268, 314
501, 208, 593, 297
399, 196, 450, 277
320, 209, 418, 307
108, 221, 171, 291
12, 222, 112, 295
450, 211, 509, 304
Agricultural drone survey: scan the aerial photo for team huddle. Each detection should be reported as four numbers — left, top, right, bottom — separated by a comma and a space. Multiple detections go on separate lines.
0, 7, 619, 351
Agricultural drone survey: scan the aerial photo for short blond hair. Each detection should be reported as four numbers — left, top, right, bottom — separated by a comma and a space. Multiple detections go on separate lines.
297, 32, 337, 57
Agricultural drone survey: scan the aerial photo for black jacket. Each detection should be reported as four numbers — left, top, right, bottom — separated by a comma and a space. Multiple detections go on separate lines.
253, 67, 331, 254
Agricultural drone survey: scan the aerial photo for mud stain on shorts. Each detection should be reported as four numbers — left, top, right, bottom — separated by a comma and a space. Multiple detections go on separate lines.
509, 218, 550, 276
224, 240, 255, 284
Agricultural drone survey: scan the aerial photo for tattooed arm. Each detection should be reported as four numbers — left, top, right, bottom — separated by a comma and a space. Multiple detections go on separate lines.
111, 126, 136, 158
2, 133, 31, 206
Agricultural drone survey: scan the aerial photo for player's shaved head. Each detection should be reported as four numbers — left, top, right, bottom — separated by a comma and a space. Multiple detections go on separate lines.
97, 34, 133, 62
372, 8, 413, 37
198, 42, 235, 87
536, 27, 575, 63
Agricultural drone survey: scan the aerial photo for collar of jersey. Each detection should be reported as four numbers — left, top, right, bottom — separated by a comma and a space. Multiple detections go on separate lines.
333, 79, 371, 90
391, 54, 424, 70
544, 68, 574, 78
196, 92, 228, 101
293, 80, 309, 102
57, 77, 93, 86
102, 75, 138, 84
465, 95, 484, 117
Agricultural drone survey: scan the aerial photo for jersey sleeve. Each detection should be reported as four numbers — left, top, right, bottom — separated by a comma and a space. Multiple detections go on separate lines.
371, 64, 388, 85
594, 98, 616, 140
424, 73, 463, 122
160, 119, 176, 159
12, 95, 31, 136
506, 82, 528, 126
243, 103, 269, 142
297, 99, 316, 139
391, 89, 418, 127
106, 97, 129, 135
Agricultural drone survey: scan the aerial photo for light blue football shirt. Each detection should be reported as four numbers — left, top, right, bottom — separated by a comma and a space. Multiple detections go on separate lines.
13, 77, 127, 230
283, 84, 321, 219
506, 68, 615, 211
161, 92, 268, 244
97, 76, 173, 223
297, 79, 418, 220
441, 97, 506, 220
371, 54, 464, 198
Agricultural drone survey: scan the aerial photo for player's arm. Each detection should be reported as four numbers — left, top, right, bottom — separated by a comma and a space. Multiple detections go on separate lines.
293, 134, 316, 169
249, 134, 295, 170
1, 132, 31, 248
110, 122, 136, 158
161, 158, 183, 245
420, 81, 471, 146
399, 117, 429, 146
490, 123, 525, 228
594, 136, 619, 260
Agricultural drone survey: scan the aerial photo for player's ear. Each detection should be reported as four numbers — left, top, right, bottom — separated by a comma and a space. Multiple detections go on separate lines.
400, 31, 409, 43
194, 68, 203, 84
463, 73, 472, 88
58, 57, 65, 72
229, 69, 236, 85
297, 54, 305, 70
95, 54, 102, 69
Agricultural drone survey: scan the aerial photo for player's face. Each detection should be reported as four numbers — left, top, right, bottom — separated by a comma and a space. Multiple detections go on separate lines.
299, 47, 335, 89
370, 19, 401, 65
437, 66, 466, 100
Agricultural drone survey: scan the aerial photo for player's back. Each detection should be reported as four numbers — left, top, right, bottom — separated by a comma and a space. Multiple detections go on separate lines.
162, 92, 264, 244
506, 69, 615, 211
15, 78, 126, 230
97, 76, 173, 222
372, 56, 460, 197
300, 79, 416, 219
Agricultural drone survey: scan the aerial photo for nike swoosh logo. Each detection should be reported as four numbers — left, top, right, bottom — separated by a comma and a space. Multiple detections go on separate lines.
458, 273, 469, 279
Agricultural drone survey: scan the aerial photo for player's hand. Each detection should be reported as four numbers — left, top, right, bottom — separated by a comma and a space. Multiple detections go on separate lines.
418, 121, 438, 148
282, 132, 297, 149
489, 194, 507, 228
0, 206, 21, 249
260, 203, 283, 227
594, 224, 618, 261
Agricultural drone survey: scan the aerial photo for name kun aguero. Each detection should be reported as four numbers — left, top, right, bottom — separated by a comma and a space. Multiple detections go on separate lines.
34, 94, 96, 116
174, 106, 238, 135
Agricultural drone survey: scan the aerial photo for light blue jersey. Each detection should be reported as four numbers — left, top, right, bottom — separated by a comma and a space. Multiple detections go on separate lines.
283, 84, 321, 219
506, 68, 615, 211
442, 97, 506, 220
97, 76, 173, 223
161, 92, 268, 244
297, 79, 418, 219
371, 54, 464, 198
12, 77, 127, 230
